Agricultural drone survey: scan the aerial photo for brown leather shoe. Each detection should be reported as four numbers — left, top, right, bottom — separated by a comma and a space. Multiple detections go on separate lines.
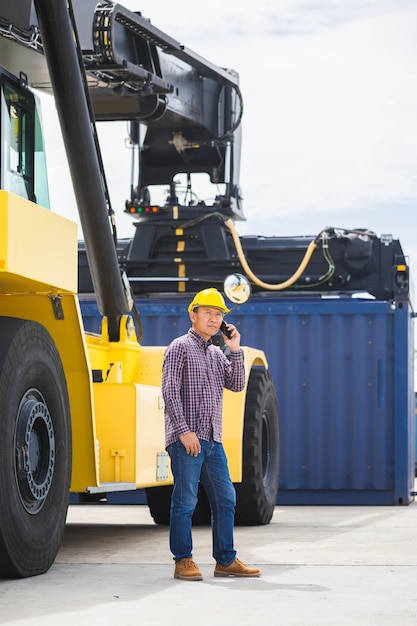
174, 558, 203, 581
214, 558, 261, 578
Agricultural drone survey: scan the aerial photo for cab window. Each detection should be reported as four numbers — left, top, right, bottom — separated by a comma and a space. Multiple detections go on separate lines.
1, 78, 35, 202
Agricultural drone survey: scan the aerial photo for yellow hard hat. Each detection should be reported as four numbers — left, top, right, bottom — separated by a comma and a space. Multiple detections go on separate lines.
188, 288, 230, 313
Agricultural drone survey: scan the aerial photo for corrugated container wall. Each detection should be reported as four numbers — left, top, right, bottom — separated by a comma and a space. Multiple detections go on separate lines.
80, 295, 415, 505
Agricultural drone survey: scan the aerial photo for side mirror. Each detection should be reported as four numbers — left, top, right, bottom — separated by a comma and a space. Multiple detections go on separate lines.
224, 273, 251, 306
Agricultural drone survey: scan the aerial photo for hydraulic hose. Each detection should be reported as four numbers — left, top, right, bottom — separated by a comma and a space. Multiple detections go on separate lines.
225, 218, 318, 291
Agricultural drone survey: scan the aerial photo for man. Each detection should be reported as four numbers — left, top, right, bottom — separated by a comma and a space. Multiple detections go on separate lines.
162, 287, 261, 581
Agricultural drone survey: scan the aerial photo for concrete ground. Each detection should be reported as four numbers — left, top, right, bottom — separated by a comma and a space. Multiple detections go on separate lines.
1, 493, 417, 626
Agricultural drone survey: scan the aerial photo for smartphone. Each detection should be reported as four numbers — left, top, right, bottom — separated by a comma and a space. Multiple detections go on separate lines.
220, 320, 233, 339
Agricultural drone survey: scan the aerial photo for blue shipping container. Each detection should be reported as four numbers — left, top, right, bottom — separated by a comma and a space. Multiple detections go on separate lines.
79, 294, 415, 506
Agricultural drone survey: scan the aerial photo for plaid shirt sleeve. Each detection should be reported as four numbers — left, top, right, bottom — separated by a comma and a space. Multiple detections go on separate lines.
222, 349, 245, 392
161, 339, 190, 440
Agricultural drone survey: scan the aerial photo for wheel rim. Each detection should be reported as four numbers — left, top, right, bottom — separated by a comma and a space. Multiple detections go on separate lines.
14, 388, 55, 514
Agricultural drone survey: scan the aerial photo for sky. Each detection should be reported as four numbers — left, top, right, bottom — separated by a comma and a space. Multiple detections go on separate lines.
41, 0, 417, 298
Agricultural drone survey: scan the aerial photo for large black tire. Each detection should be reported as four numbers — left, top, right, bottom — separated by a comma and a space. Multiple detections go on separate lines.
235, 367, 280, 525
0, 319, 72, 578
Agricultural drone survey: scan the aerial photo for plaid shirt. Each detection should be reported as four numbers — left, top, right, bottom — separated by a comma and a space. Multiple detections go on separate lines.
162, 328, 245, 447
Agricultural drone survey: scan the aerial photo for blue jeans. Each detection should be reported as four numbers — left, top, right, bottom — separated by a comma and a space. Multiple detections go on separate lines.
167, 439, 237, 566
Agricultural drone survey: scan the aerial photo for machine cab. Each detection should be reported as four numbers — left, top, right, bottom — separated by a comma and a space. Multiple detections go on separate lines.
0, 67, 49, 208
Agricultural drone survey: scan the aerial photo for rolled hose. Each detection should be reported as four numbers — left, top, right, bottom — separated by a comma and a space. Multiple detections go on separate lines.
225, 218, 318, 291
